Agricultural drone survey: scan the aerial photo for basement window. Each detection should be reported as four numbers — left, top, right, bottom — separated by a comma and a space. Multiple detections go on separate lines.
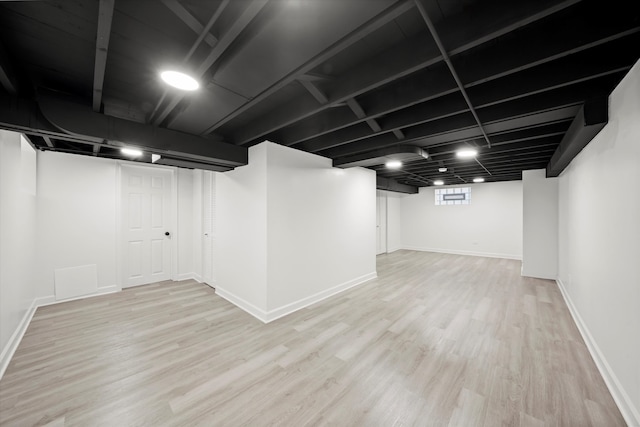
435, 187, 471, 206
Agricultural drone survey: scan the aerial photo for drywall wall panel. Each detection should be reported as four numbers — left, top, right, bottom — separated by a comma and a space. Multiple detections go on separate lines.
0, 131, 37, 371
557, 60, 640, 426
522, 169, 558, 279
215, 143, 268, 315
266, 142, 376, 314
401, 181, 523, 259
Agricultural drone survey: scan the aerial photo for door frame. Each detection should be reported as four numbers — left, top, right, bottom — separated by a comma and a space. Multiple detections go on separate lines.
115, 161, 179, 290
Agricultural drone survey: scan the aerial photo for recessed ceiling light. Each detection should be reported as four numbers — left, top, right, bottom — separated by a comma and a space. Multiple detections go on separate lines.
160, 70, 200, 91
433, 180, 444, 185
385, 160, 402, 169
438, 167, 447, 172
121, 147, 143, 157
456, 149, 478, 158
473, 177, 485, 183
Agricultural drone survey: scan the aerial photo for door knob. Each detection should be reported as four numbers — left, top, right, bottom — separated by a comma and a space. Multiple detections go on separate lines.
165, 231, 170, 236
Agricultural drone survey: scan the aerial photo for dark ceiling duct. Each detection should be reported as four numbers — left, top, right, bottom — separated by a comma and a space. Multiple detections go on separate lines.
546, 97, 608, 177
377, 176, 418, 194
333, 145, 429, 168
37, 90, 247, 168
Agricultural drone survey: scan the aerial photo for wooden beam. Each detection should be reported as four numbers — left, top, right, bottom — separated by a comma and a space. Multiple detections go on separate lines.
200, 0, 416, 136
228, 0, 581, 145
160, 0, 218, 47
393, 129, 405, 140
93, 0, 115, 112
298, 79, 328, 105
152, 0, 269, 126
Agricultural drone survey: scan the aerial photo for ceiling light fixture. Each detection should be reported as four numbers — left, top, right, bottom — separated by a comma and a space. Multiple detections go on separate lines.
456, 149, 478, 158
473, 177, 485, 183
160, 70, 200, 91
385, 160, 402, 169
121, 147, 143, 157
438, 167, 447, 172
433, 180, 444, 185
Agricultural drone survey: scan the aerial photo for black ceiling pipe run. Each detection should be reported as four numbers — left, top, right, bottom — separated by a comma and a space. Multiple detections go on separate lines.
546, 96, 608, 177
36, 90, 248, 168
377, 176, 418, 194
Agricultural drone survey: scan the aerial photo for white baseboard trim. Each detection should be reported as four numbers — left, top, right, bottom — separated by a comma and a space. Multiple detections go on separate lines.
402, 246, 522, 260
386, 246, 402, 254
36, 285, 119, 308
264, 271, 377, 323
215, 272, 377, 324
556, 279, 640, 427
214, 287, 269, 323
0, 299, 38, 380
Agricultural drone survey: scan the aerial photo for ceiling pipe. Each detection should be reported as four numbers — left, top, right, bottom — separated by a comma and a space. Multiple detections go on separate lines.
36, 90, 247, 167
546, 97, 608, 177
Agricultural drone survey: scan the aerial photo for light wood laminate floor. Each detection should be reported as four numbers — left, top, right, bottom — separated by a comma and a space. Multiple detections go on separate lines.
0, 251, 625, 426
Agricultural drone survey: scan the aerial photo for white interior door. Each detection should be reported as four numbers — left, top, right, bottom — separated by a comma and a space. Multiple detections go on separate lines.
121, 165, 173, 288
202, 171, 215, 286
376, 191, 387, 255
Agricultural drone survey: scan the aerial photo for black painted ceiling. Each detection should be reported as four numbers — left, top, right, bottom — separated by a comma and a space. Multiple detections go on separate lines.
0, 0, 638, 190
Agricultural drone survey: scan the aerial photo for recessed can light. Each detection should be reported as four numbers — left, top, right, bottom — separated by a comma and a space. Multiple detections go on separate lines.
438, 167, 447, 172
456, 149, 478, 158
385, 160, 402, 169
121, 147, 143, 157
473, 177, 485, 183
433, 180, 444, 185
160, 70, 200, 91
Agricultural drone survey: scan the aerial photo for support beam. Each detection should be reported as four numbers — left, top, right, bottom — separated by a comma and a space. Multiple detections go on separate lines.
152, 0, 268, 126
42, 136, 54, 148
546, 98, 608, 177
393, 129, 405, 140
93, 0, 115, 112
201, 0, 416, 137
273, 30, 639, 148
228, 0, 580, 146
160, 0, 218, 47
414, 0, 490, 147
148, 0, 229, 123
298, 79, 328, 105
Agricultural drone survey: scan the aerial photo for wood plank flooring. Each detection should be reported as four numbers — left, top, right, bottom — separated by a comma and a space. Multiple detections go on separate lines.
0, 251, 625, 426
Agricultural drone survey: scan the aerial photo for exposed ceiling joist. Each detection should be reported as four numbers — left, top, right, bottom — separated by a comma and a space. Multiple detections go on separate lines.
414, 0, 491, 148
152, 0, 269, 126
160, 0, 218, 47
42, 135, 54, 148
298, 79, 328, 105
230, 0, 581, 146
92, 0, 115, 113
277, 29, 638, 150
201, 0, 416, 137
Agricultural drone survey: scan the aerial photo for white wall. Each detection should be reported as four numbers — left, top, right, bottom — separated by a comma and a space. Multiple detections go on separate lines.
522, 169, 558, 279
177, 168, 194, 279
37, 151, 118, 299
385, 191, 403, 253
0, 131, 37, 375
557, 60, 640, 426
215, 143, 268, 313
266, 142, 376, 313
400, 181, 523, 259
37, 151, 194, 300
215, 142, 376, 321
